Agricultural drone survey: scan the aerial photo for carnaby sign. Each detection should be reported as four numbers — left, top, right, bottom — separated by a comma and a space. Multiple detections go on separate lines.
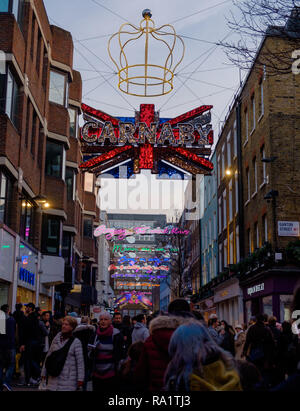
247, 283, 265, 296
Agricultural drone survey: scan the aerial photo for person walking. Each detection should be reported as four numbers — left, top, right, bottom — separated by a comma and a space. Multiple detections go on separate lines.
132, 314, 150, 344
41, 316, 84, 391
41, 312, 51, 364
164, 321, 242, 391
134, 314, 187, 391
0, 305, 16, 391
220, 320, 236, 356
91, 312, 125, 392
234, 325, 246, 360
19, 303, 45, 386
242, 314, 276, 388
208, 317, 224, 346
73, 316, 96, 391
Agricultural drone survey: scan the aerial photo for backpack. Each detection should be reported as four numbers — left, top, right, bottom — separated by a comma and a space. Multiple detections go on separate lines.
45, 337, 75, 377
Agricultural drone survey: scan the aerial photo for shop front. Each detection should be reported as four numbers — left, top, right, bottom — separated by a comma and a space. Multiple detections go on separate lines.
194, 296, 217, 323
17, 242, 38, 305
241, 268, 300, 323
213, 278, 243, 327
0, 227, 15, 306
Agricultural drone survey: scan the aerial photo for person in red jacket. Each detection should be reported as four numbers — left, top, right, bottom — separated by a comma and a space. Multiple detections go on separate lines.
133, 315, 188, 391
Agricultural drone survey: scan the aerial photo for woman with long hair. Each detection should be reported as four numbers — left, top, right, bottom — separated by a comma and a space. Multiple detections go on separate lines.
164, 321, 242, 391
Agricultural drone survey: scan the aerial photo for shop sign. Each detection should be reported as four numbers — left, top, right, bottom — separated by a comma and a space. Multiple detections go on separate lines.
278, 221, 299, 237
247, 283, 265, 296
19, 267, 35, 286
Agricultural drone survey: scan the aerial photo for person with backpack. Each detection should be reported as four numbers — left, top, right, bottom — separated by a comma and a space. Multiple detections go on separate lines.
40, 316, 84, 391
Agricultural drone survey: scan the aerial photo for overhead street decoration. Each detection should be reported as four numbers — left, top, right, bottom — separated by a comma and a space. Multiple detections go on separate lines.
80, 103, 214, 178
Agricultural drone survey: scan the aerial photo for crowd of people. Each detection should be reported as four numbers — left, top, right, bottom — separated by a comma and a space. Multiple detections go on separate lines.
0, 285, 300, 392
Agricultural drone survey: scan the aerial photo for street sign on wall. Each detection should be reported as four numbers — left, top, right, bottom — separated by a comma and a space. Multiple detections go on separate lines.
278, 221, 300, 237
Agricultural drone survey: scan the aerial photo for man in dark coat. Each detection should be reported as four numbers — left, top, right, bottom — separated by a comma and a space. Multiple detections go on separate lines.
19, 303, 47, 386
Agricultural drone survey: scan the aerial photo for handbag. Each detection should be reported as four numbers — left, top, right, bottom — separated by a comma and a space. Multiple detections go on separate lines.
45, 337, 75, 377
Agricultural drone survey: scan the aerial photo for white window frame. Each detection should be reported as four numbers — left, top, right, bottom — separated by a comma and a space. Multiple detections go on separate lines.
251, 95, 256, 133
222, 146, 225, 178
259, 82, 264, 120
227, 132, 231, 168
245, 110, 249, 144
217, 155, 221, 186
218, 198, 222, 234
253, 158, 258, 195
233, 120, 237, 158
229, 180, 233, 222
223, 190, 227, 230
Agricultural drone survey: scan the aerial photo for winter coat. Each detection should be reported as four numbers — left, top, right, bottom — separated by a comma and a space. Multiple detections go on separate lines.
19, 312, 43, 346
243, 322, 275, 369
134, 315, 188, 391
132, 322, 150, 344
190, 360, 242, 391
73, 324, 95, 371
221, 331, 235, 356
41, 332, 84, 391
0, 314, 16, 350
235, 331, 246, 360
92, 326, 125, 380
208, 326, 224, 346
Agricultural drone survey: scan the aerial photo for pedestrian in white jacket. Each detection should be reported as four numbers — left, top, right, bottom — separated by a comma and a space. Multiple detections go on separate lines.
41, 316, 84, 391
132, 314, 150, 344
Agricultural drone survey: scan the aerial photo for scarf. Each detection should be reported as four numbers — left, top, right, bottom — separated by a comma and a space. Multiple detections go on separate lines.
97, 325, 114, 337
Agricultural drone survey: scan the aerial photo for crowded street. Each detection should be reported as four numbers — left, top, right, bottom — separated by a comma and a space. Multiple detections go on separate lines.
1, 0, 300, 400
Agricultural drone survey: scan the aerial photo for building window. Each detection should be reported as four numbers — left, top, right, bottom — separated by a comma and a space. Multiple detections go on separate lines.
42, 215, 61, 255
221, 146, 225, 178
62, 231, 73, 266
223, 190, 226, 230
229, 232, 234, 265
0, 0, 22, 22
224, 239, 228, 268
246, 168, 250, 201
84, 173, 94, 192
49, 70, 68, 106
229, 180, 233, 221
66, 167, 76, 201
235, 225, 240, 263
259, 81, 264, 118
245, 110, 249, 142
263, 214, 268, 243
217, 156, 221, 186
218, 198, 222, 234
20, 198, 34, 244
248, 228, 252, 254
235, 173, 239, 214
84, 217, 93, 238
45, 141, 64, 178
5, 68, 20, 129
253, 157, 257, 194
0, 172, 12, 226
251, 94, 255, 132
254, 222, 259, 248
219, 244, 222, 272
261, 146, 267, 184
227, 132, 231, 168
68, 107, 78, 138
233, 120, 237, 157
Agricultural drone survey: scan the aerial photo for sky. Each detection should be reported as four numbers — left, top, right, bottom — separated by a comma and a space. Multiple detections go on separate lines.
43, 0, 244, 220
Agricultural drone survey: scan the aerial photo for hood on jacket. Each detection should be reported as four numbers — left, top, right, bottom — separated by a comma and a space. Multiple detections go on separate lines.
190, 360, 242, 391
73, 324, 95, 333
148, 315, 191, 354
134, 322, 146, 329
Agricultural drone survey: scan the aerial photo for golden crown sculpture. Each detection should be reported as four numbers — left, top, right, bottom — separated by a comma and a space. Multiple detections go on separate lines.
108, 9, 185, 97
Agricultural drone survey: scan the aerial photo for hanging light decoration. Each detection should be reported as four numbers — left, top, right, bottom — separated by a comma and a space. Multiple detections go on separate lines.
108, 9, 185, 97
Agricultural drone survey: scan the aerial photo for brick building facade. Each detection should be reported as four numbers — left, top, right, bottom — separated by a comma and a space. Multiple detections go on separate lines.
0, 0, 99, 314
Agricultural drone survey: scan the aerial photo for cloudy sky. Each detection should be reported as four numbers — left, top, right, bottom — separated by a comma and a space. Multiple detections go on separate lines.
43, 0, 244, 219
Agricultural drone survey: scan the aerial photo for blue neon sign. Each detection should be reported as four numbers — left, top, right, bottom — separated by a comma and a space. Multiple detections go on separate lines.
19, 267, 35, 286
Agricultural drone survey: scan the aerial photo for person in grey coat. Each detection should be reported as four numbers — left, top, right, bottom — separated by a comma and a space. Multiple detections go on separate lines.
41, 316, 84, 391
132, 314, 150, 344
